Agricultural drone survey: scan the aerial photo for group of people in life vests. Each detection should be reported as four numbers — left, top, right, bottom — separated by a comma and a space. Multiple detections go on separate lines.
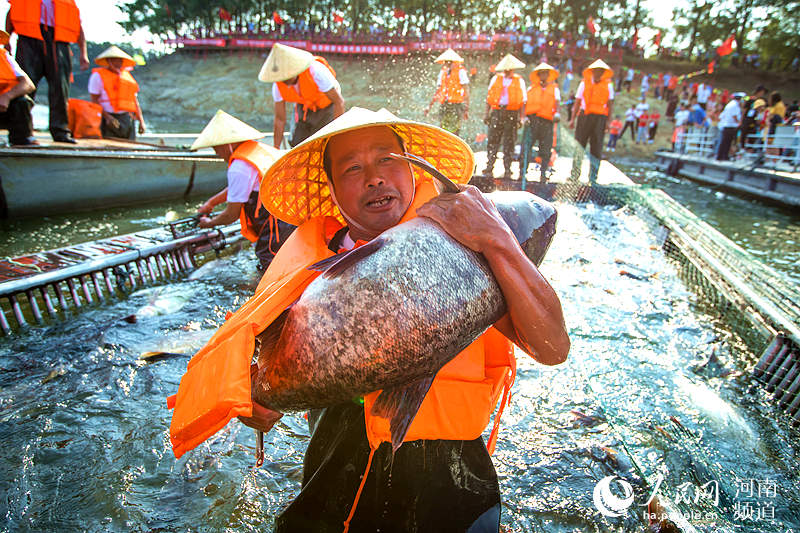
165, 42, 570, 531
2, 0, 147, 145
425, 49, 615, 184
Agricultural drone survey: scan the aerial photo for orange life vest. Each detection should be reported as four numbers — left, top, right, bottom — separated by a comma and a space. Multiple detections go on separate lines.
434, 64, 466, 104
167, 178, 516, 458
487, 73, 524, 111
93, 67, 139, 113
67, 98, 102, 138
525, 81, 558, 120
0, 50, 19, 95
276, 57, 336, 118
229, 140, 275, 242
9, 0, 81, 43
582, 75, 612, 116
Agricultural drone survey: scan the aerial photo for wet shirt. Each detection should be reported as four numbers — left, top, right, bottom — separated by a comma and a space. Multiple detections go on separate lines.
226, 159, 260, 203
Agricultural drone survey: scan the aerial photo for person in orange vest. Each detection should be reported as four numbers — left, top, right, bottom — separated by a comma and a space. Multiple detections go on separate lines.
192, 110, 296, 272
424, 48, 470, 135
482, 54, 527, 178
0, 29, 37, 146
167, 108, 569, 531
569, 59, 615, 183
258, 43, 345, 148
87, 46, 145, 139
606, 114, 623, 151
5, 0, 89, 143
521, 62, 560, 183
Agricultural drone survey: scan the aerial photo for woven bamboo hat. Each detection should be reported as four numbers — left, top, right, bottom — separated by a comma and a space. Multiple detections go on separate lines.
260, 107, 475, 226
258, 43, 314, 83
583, 59, 614, 80
434, 48, 464, 63
190, 110, 265, 150
95, 46, 136, 69
495, 54, 525, 72
531, 62, 559, 83
0, 30, 9, 46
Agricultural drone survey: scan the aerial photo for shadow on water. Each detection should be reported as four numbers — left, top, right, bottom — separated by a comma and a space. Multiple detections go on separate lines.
1, 198, 799, 531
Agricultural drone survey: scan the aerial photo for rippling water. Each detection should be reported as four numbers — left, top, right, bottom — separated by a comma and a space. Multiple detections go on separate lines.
2, 197, 798, 531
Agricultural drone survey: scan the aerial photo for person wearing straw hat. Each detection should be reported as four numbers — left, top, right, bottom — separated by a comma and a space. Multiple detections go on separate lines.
520, 62, 560, 183
0, 29, 37, 146
5, 0, 89, 144
197, 107, 567, 531
258, 43, 344, 149
482, 53, 527, 178
568, 58, 614, 183
424, 48, 470, 135
88, 46, 146, 139
192, 110, 296, 272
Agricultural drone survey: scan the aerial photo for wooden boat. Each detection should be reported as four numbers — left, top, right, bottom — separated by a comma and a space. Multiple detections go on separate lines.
0, 133, 230, 219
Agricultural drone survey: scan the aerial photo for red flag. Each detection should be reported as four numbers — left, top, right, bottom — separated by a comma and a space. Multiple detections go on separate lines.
393, 8, 406, 19
586, 17, 597, 35
273, 11, 284, 25
333, 13, 344, 24
717, 35, 736, 56
632, 28, 639, 47
707, 60, 715, 74
513, 15, 519, 23
218, 7, 232, 21
475, 133, 487, 143
446, 4, 455, 15
164, 2, 171, 16
653, 30, 661, 47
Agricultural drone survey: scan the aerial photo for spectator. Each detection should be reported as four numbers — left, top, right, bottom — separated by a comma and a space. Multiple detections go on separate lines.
648, 110, 661, 144
672, 103, 690, 152
619, 104, 637, 142
696, 82, 712, 110
623, 67, 634, 92
640, 74, 650, 97
716, 92, 744, 160
688, 96, 706, 127
636, 109, 649, 144
607, 115, 622, 151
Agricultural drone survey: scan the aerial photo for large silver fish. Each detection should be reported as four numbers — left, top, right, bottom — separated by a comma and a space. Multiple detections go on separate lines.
253, 190, 557, 449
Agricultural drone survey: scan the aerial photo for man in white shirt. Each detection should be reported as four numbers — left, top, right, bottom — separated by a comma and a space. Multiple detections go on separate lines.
697, 83, 712, 110
0, 30, 37, 146
716, 93, 744, 160
259, 44, 345, 148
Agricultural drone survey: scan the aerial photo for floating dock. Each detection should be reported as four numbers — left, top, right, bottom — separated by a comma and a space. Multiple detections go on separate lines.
654, 151, 800, 208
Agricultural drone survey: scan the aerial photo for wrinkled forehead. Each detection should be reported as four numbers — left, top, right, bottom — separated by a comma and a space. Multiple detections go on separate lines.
323, 126, 406, 179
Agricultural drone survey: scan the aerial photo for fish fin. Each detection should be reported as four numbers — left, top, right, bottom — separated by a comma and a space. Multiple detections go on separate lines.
255, 309, 289, 366
306, 237, 385, 279
370, 375, 435, 452
139, 351, 189, 362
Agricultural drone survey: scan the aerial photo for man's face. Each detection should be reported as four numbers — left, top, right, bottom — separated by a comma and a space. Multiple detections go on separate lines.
591, 68, 604, 82
327, 126, 414, 240
108, 58, 124, 72
537, 70, 549, 83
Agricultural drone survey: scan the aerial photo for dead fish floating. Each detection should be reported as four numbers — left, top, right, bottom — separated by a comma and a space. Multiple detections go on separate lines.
253, 190, 557, 450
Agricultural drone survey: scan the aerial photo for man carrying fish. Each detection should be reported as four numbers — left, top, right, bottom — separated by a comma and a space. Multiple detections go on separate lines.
192, 110, 295, 272
169, 108, 569, 532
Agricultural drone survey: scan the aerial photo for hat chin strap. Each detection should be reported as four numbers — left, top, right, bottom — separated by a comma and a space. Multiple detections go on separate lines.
327, 163, 416, 240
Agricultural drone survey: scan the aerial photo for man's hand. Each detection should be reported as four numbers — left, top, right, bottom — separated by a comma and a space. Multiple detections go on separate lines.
138, 121, 146, 134
416, 184, 514, 254
569, 119, 576, 129
79, 54, 89, 71
103, 112, 120, 129
197, 215, 214, 228
0, 92, 10, 112
197, 201, 213, 214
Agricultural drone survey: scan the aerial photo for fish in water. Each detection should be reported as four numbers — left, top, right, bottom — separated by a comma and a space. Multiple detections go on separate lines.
125, 285, 192, 322
252, 190, 557, 450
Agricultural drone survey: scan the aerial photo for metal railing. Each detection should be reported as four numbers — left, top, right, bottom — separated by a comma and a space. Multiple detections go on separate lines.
673, 125, 800, 171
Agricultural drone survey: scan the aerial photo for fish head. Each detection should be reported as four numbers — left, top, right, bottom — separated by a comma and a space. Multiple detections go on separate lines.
325, 126, 415, 241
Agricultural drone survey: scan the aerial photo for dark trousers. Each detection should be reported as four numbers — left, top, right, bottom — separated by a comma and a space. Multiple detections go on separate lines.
574, 113, 607, 182
520, 114, 554, 181
242, 190, 296, 272
439, 102, 465, 135
15, 26, 73, 139
649, 123, 659, 141
619, 119, 636, 141
485, 108, 520, 174
290, 104, 335, 147
101, 112, 135, 140
0, 95, 34, 144
716, 127, 738, 161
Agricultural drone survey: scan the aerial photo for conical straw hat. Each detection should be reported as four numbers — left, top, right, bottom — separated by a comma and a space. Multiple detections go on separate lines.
583, 58, 614, 80
434, 48, 464, 63
190, 110, 265, 151
258, 43, 314, 83
531, 62, 559, 83
0, 30, 9, 46
495, 54, 525, 71
95, 45, 136, 69
260, 107, 474, 226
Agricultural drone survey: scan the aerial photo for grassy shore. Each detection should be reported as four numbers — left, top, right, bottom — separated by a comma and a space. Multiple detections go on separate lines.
67, 50, 799, 163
